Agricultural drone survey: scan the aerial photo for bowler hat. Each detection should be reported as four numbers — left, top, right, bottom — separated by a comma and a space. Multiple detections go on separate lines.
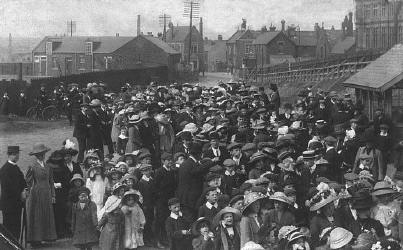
7, 146, 20, 155
191, 217, 211, 235
29, 143, 50, 156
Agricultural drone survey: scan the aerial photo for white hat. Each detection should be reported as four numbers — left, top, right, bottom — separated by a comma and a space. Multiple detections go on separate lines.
329, 227, 353, 249
241, 241, 265, 250
103, 195, 121, 213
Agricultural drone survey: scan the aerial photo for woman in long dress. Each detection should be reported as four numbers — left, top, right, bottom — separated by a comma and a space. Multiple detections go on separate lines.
26, 143, 57, 247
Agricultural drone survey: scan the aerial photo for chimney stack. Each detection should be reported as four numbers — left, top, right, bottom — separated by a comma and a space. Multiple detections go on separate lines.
116, 33, 119, 37
137, 15, 141, 36
199, 18, 203, 40
218, 35, 223, 41
281, 20, 285, 32
8, 33, 12, 60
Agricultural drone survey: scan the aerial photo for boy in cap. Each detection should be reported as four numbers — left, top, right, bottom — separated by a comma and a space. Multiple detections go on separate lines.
198, 187, 220, 222
165, 198, 192, 250
138, 163, 157, 246
222, 159, 243, 196
203, 132, 230, 165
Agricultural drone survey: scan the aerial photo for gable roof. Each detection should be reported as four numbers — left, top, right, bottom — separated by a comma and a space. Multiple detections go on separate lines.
343, 44, 403, 92
331, 36, 356, 54
140, 35, 180, 54
227, 30, 260, 44
291, 31, 317, 47
33, 36, 134, 54
165, 26, 199, 43
253, 31, 282, 45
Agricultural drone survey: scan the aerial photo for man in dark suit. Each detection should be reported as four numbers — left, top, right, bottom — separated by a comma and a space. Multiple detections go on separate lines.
0, 146, 27, 240
173, 131, 193, 155
323, 136, 340, 182
203, 132, 229, 165
278, 103, 294, 127
176, 143, 214, 221
98, 104, 114, 155
73, 103, 89, 163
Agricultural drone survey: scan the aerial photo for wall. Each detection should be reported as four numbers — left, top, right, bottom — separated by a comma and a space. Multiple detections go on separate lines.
355, 0, 403, 50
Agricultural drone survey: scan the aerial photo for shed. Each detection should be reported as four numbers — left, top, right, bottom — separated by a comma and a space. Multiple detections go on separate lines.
343, 44, 403, 131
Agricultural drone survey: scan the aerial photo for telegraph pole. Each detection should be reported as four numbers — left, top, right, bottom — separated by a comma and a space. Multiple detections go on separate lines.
159, 14, 172, 42
184, 0, 200, 67
67, 20, 76, 37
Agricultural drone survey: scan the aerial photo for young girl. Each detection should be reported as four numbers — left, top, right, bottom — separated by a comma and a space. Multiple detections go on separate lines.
117, 126, 129, 155
86, 165, 107, 216
121, 190, 145, 249
98, 194, 125, 250
191, 217, 214, 250
106, 167, 124, 195
71, 187, 98, 250
69, 174, 85, 203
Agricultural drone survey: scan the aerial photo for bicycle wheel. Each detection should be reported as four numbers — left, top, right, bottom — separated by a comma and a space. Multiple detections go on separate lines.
42, 105, 59, 121
26, 107, 38, 120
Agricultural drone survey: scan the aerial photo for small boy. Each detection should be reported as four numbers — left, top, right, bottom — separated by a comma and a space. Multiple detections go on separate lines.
198, 187, 219, 222
165, 198, 192, 250
174, 152, 187, 169
222, 159, 242, 196
138, 163, 156, 246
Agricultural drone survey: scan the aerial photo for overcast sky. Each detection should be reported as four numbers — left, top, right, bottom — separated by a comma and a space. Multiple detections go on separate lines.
0, 0, 354, 39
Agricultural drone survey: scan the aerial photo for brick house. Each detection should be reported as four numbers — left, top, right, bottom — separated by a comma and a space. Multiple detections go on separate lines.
165, 24, 205, 72
253, 31, 296, 68
32, 35, 180, 79
204, 35, 227, 72
226, 29, 260, 74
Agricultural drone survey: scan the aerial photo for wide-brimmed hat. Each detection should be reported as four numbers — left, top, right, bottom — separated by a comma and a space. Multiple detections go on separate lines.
129, 114, 142, 123
248, 152, 269, 165
104, 195, 122, 213
176, 123, 198, 136
286, 231, 306, 247
329, 227, 353, 249
106, 167, 123, 177
212, 206, 241, 228
278, 158, 295, 172
111, 182, 126, 194
191, 217, 211, 235
307, 182, 338, 211
351, 233, 376, 250
241, 241, 265, 250
70, 173, 84, 184
351, 189, 374, 210
89, 99, 101, 107
29, 143, 50, 156
122, 190, 140, 202
227, 142, 243, 151
269, 192, 293, 205
372, 181, 396, 196
241, 192, 268, 214
7, 146, 20, 155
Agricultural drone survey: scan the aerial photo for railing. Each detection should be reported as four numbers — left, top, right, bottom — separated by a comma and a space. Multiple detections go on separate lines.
255, 61, 370, 84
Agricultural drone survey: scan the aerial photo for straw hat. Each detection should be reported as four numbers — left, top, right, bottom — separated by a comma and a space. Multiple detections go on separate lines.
111, 182, 126, 194
122, 190, 140, 203
241, 192, 268, 214
29, 143, 50, 156
70, 173, 84, 184
241, 242, 265, 250
248, 152, 269, 165
89, 99, 101, 107
372, 181, 396, 196
351, 233, 376, 250
212, 206, 241, 228
129, 114, 142, 123
329, 227, 353, 249
286, 231, 306, 247
307, 182, 338, 211
269, 192, 293, 205
278, 158, 295, 172
104, 195, 122, 213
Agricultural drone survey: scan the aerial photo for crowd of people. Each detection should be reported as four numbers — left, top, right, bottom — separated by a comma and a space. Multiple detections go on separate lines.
2, 80, 403, 250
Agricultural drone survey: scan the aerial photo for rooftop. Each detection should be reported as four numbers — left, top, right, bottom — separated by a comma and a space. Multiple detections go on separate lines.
331, 36, 356, 54
252, 31, 281, 45
343, 44, 403, 92
140, 35, 181, 54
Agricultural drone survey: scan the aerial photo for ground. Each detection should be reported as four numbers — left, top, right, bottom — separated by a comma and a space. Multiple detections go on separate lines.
0, 72, 232, 249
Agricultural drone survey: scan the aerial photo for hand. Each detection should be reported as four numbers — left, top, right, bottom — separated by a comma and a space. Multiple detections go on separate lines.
212, 157, 220, 162
181, 230, 188, 235
20, 189, 27, 202
52, 197, 56, 204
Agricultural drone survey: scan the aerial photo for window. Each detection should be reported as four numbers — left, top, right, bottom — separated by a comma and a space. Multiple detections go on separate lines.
46, 42, 52, 55
85, 42, 93, 55
399, 26, 403, 42
191, 44, 198, 54
365, 28, 371, 48
382, 6, 386, 16
364, 5, 371, 18
392, 89, 403, 124
373, 27, 378, 48
78, 55, 85, 69
373, 4, 378, 17
52, 57, 58, 69
382, 27, 387, 48
245, 44, 255, 55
